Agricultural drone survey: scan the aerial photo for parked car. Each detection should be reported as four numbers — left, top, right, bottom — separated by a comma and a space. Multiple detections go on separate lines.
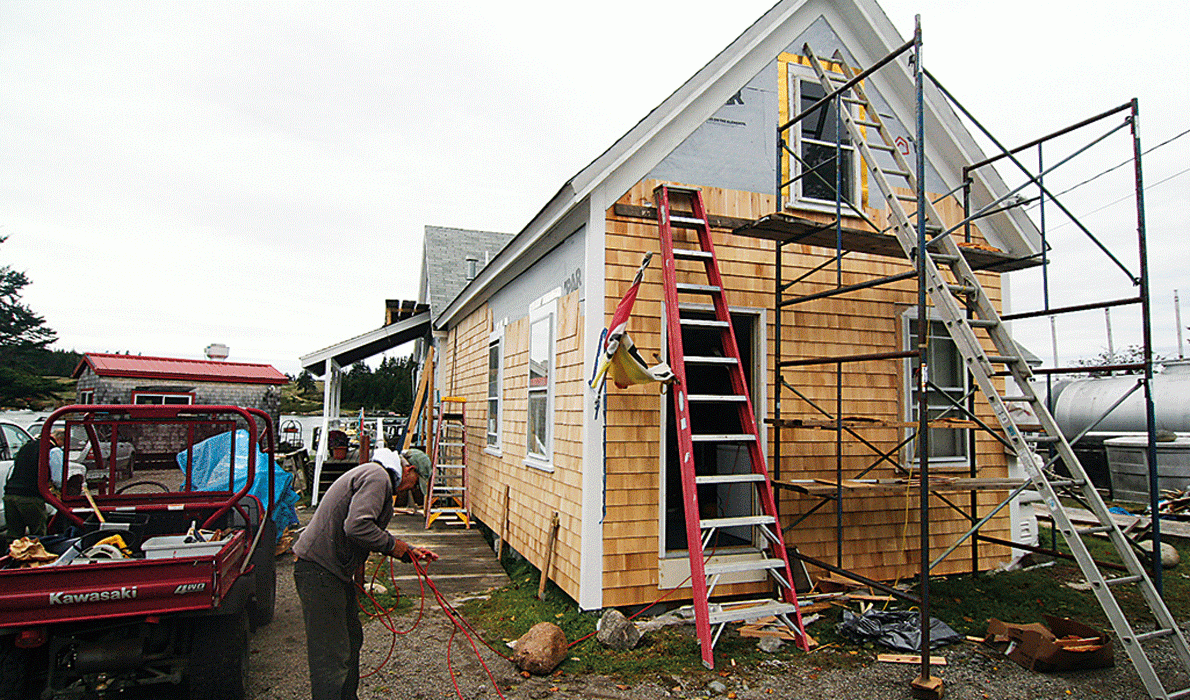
0, 421, 34, 530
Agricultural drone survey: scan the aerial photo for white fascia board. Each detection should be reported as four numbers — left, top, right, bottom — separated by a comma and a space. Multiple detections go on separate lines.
435, 183, 584, 329
418, 243, 430, 306
435, 0, 807, 331
572, 1, 808, 202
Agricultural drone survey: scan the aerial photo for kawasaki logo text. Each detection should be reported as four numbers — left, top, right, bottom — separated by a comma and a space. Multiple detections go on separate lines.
50, 587, 138, 605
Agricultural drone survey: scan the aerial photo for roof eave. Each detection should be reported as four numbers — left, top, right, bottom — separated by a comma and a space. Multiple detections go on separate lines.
299, 311, 432, 376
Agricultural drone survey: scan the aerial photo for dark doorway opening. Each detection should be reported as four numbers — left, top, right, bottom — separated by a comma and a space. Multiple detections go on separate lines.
663, 310, 757, 553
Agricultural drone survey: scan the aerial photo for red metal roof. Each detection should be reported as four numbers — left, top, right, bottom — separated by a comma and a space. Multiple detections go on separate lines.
73, 353, 288, 385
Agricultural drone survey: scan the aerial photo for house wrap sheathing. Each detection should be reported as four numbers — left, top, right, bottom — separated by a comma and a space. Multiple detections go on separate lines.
427, 0, 1041, 610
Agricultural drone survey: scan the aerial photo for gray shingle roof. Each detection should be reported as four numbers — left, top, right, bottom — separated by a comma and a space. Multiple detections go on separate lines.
421, 226, 513, 316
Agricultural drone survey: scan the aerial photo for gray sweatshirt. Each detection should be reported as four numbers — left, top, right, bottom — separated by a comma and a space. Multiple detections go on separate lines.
293, 462, 408, 581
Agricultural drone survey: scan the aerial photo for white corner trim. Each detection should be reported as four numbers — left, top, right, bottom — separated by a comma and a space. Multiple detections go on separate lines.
578, 190, 607, 611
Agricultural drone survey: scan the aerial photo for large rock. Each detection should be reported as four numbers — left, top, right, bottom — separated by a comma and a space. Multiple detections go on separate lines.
596, 608, 641, 650
512, 622, 568, 675
1137, 539, 1180, 569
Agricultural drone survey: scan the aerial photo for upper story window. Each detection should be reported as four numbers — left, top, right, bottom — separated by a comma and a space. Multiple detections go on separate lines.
131, 391, 194, 405
791, 75, 856, 206
904, 315, 968, 465
526, 294, 558, 471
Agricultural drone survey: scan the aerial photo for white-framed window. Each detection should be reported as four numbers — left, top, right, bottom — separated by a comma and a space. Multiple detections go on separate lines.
903, 312, 968, 465
789, 70, 857, 206
78, 389, 95, 404
131, 391, 194, 405
486, 323, 504, 452
525, 291, 559, 471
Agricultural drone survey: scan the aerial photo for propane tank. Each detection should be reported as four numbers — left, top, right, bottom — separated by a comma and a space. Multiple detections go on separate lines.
1050, 361, 1190, 438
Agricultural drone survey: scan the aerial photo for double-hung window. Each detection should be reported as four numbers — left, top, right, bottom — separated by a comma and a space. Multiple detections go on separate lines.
486, 326, 503, 451
793, 76, 856, 205
526, 295, 557, 470
904, 315, 968, 464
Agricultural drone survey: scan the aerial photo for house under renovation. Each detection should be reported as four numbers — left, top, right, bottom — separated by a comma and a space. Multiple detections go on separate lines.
423, 0, 1185, 692
430, 0, 1037, 613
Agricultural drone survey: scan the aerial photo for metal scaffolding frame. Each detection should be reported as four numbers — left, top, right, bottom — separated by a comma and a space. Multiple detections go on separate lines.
732, 18, 1165, 694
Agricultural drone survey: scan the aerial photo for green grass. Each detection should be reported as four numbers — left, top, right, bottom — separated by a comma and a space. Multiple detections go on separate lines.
929, 526, 1190, 635
462, 556, 845, 683
358, 555, 416, 620
457, 527, 1190, 681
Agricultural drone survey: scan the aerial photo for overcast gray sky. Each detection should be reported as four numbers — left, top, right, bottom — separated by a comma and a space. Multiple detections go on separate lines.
3, 1, 1187, 376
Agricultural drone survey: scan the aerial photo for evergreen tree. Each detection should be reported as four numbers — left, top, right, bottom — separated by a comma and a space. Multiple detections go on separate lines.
1, 236, 60, 404
296, 369, 317, 395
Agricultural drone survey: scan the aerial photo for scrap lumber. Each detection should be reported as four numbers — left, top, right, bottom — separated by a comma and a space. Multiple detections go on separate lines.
402, 346, 435, 452
878, 653, 947, 666
910, 674, 944, 700
537, 512, 560, 600
737, 616, 818, 648
497, 484, 510, 560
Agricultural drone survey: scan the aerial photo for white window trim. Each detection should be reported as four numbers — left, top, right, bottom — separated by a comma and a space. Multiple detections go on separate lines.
525, 291, 559, 473
787, 66, 860, 213
485, 320, 505, 457
131, 391, 194, 405
901, 308, 969, 467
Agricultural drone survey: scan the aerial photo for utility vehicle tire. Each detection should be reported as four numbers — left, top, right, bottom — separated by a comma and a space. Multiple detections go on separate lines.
249, 519, 277, 628
188, 611, 249, 700
0, 639, 28, 700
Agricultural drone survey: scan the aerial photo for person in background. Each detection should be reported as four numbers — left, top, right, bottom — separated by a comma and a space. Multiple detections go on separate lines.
400, 447, 432, 509
4, 428, 70, 544
292, 447, 437, 700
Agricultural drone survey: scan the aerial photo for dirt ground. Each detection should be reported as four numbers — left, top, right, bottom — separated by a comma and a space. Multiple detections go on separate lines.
245, 508, 1179, 700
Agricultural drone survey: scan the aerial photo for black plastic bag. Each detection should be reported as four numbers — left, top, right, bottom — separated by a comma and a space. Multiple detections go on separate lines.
836, 609, 964, 652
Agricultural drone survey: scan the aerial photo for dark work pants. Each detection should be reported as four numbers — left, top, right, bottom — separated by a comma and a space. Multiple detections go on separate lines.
294, 558, 363, 700
3, 494, 47, 545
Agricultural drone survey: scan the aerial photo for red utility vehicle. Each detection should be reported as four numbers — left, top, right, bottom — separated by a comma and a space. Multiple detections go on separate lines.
0, 405, 280, 700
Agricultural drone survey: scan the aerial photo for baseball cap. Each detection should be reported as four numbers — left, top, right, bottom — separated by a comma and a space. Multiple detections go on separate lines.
401, 448, 432, 494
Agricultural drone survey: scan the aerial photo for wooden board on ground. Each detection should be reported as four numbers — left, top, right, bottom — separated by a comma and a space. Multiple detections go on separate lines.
878, 653, 947, 666
737, 620, 818, 649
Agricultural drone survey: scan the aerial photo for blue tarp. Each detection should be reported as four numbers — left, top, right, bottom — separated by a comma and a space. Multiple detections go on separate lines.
176, 429, 300, 540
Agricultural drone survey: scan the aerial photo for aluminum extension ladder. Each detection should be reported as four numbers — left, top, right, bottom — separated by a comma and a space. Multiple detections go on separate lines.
425, 396, 470, 529
802, 45, 1190, 699
655, 183, 809, 669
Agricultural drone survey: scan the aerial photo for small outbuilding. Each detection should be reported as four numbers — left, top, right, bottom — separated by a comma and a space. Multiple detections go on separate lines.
72, 353, 289, 468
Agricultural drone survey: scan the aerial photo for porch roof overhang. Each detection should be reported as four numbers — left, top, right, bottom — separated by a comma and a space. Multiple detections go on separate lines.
299, 312, 431, 376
